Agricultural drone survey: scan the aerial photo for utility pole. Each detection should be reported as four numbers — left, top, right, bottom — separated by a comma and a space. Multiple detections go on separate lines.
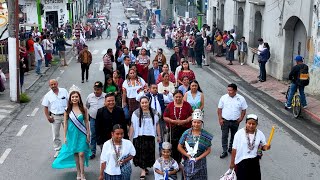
37, 0, 42, 32
8, 0, 20, 102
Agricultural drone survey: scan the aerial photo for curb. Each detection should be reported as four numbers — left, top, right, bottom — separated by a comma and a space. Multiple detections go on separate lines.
210, 55, 320, 123
303, 109, 320, 124
0, 48, 74, 132
211, 56, 241, 77
25, 48, 73, 92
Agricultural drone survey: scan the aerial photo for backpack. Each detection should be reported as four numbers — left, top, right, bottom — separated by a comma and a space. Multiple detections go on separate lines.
296, 64, 309, 86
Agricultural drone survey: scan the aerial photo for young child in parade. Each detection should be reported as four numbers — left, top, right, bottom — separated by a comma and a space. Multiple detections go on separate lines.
153, 142, 179, 180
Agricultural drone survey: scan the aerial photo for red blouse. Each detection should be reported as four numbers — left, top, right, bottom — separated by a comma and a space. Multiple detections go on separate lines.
177, 70, 195, 83
156, 72, 176, 84
163, 101, 193, 128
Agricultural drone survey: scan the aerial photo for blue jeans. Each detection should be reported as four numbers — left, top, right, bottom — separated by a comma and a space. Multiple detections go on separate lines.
286, 83, 307, 107
36, 59, 42, 74
259, 62, 266, 81
89, 117, 97, 154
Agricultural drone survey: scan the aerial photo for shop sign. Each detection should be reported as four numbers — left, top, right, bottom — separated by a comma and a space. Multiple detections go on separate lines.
44, 0, 64, 4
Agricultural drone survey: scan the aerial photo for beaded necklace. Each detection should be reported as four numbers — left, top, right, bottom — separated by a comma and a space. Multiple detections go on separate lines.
246, 129, 257, 153
112, 139, 122, 164
159, 157, 173, 171
173, 103, 183, 120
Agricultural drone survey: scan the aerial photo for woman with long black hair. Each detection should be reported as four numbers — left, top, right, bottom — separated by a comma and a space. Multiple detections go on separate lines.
129, 96, 161, 180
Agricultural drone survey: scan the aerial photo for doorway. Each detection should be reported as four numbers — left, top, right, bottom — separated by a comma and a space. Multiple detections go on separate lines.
237, 7, 244, 40
220, 4, 225, 30
253, 11, 262, 47
283, 16, 307, 78
212, 7, 217, 28
46, 11, 58, 29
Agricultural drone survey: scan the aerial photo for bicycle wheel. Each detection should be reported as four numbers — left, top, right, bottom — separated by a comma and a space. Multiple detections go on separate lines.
292, 95, 301, 118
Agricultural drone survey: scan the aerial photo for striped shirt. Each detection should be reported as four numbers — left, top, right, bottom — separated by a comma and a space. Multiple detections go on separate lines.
103, 54, 113, 69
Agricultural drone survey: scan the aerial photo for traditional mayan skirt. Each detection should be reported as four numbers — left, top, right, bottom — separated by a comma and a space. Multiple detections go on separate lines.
133, 135, 155, 169
104, 155, 132, 180
169, 125, 188, 163
183, 158, 208, 180
236, 156, 261, 180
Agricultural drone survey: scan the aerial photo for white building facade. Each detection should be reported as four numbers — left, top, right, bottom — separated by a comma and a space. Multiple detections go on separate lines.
19, 0, 88, 29
207, 0, 319, 95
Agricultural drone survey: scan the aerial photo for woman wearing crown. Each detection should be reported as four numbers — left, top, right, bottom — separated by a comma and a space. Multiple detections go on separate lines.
177, 109, 213, 180
52, 85, 92, 180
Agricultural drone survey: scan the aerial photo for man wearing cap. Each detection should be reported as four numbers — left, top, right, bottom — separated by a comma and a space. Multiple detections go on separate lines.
85, 81, 106, 159
217, 83, 248, 158
285, 55, 309, 109
42, 79, 69, 158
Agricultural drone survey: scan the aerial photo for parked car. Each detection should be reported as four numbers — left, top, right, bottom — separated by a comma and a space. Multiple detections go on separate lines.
130, 14, 140, 24
125, 8, 136, 19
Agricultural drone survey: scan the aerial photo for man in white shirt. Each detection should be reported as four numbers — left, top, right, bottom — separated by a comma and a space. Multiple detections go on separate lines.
85, 81, 106, 159
42, 79, 69, 158
231, 29, 237, 41
217, 83, 248, 158
34, 37, 44, 75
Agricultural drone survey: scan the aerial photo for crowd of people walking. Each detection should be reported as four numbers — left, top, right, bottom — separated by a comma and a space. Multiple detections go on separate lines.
38, 5, 275, 180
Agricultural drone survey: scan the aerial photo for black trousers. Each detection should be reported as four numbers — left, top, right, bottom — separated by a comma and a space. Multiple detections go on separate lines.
81, 63, 90, 81
221, 120, 239, 152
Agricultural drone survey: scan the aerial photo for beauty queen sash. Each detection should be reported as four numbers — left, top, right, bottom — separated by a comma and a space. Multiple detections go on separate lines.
69, 111, 87, 136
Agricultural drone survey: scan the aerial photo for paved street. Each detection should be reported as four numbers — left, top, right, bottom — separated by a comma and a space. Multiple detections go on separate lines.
0, 2, 320, 180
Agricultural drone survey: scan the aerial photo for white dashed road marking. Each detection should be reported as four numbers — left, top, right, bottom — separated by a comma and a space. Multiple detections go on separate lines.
101, 49, 107, 55
0, 148, 12, 164
30, 108, 39, 117
16, 125, 28, 136
0, 109, 11, 114
0, 115, 5, 122
92, 50, 99, 55
67, 57, 74, 65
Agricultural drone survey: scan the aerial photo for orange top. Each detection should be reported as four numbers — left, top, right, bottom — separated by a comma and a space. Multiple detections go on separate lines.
26, 39, 34, 52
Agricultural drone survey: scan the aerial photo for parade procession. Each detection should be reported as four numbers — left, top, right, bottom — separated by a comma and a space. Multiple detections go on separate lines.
0, 0, 320, 180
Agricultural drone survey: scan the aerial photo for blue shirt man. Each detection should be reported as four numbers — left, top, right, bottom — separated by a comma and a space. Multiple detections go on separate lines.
117, 47, 136, 64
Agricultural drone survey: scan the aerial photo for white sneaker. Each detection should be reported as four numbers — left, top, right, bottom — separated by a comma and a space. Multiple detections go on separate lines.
54, 151, 60, 158
241, 63, 244, 65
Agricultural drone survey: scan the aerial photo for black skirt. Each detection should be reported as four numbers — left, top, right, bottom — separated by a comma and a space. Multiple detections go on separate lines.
133, 135, 155, 169
236, 156, 261, 180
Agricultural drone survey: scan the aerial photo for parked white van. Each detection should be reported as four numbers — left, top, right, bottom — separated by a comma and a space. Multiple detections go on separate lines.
124, 8, 136, 19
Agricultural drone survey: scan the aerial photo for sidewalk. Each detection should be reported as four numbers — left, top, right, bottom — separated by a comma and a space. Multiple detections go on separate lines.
209, 55, 320, 123
0, 45, 73, 125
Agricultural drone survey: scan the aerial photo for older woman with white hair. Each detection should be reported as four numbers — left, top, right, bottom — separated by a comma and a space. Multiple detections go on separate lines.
229, 114, 271, 180
177, 109, 213, 180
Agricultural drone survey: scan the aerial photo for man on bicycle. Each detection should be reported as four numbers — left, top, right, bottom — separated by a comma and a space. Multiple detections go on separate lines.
285, 55, 309, 109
